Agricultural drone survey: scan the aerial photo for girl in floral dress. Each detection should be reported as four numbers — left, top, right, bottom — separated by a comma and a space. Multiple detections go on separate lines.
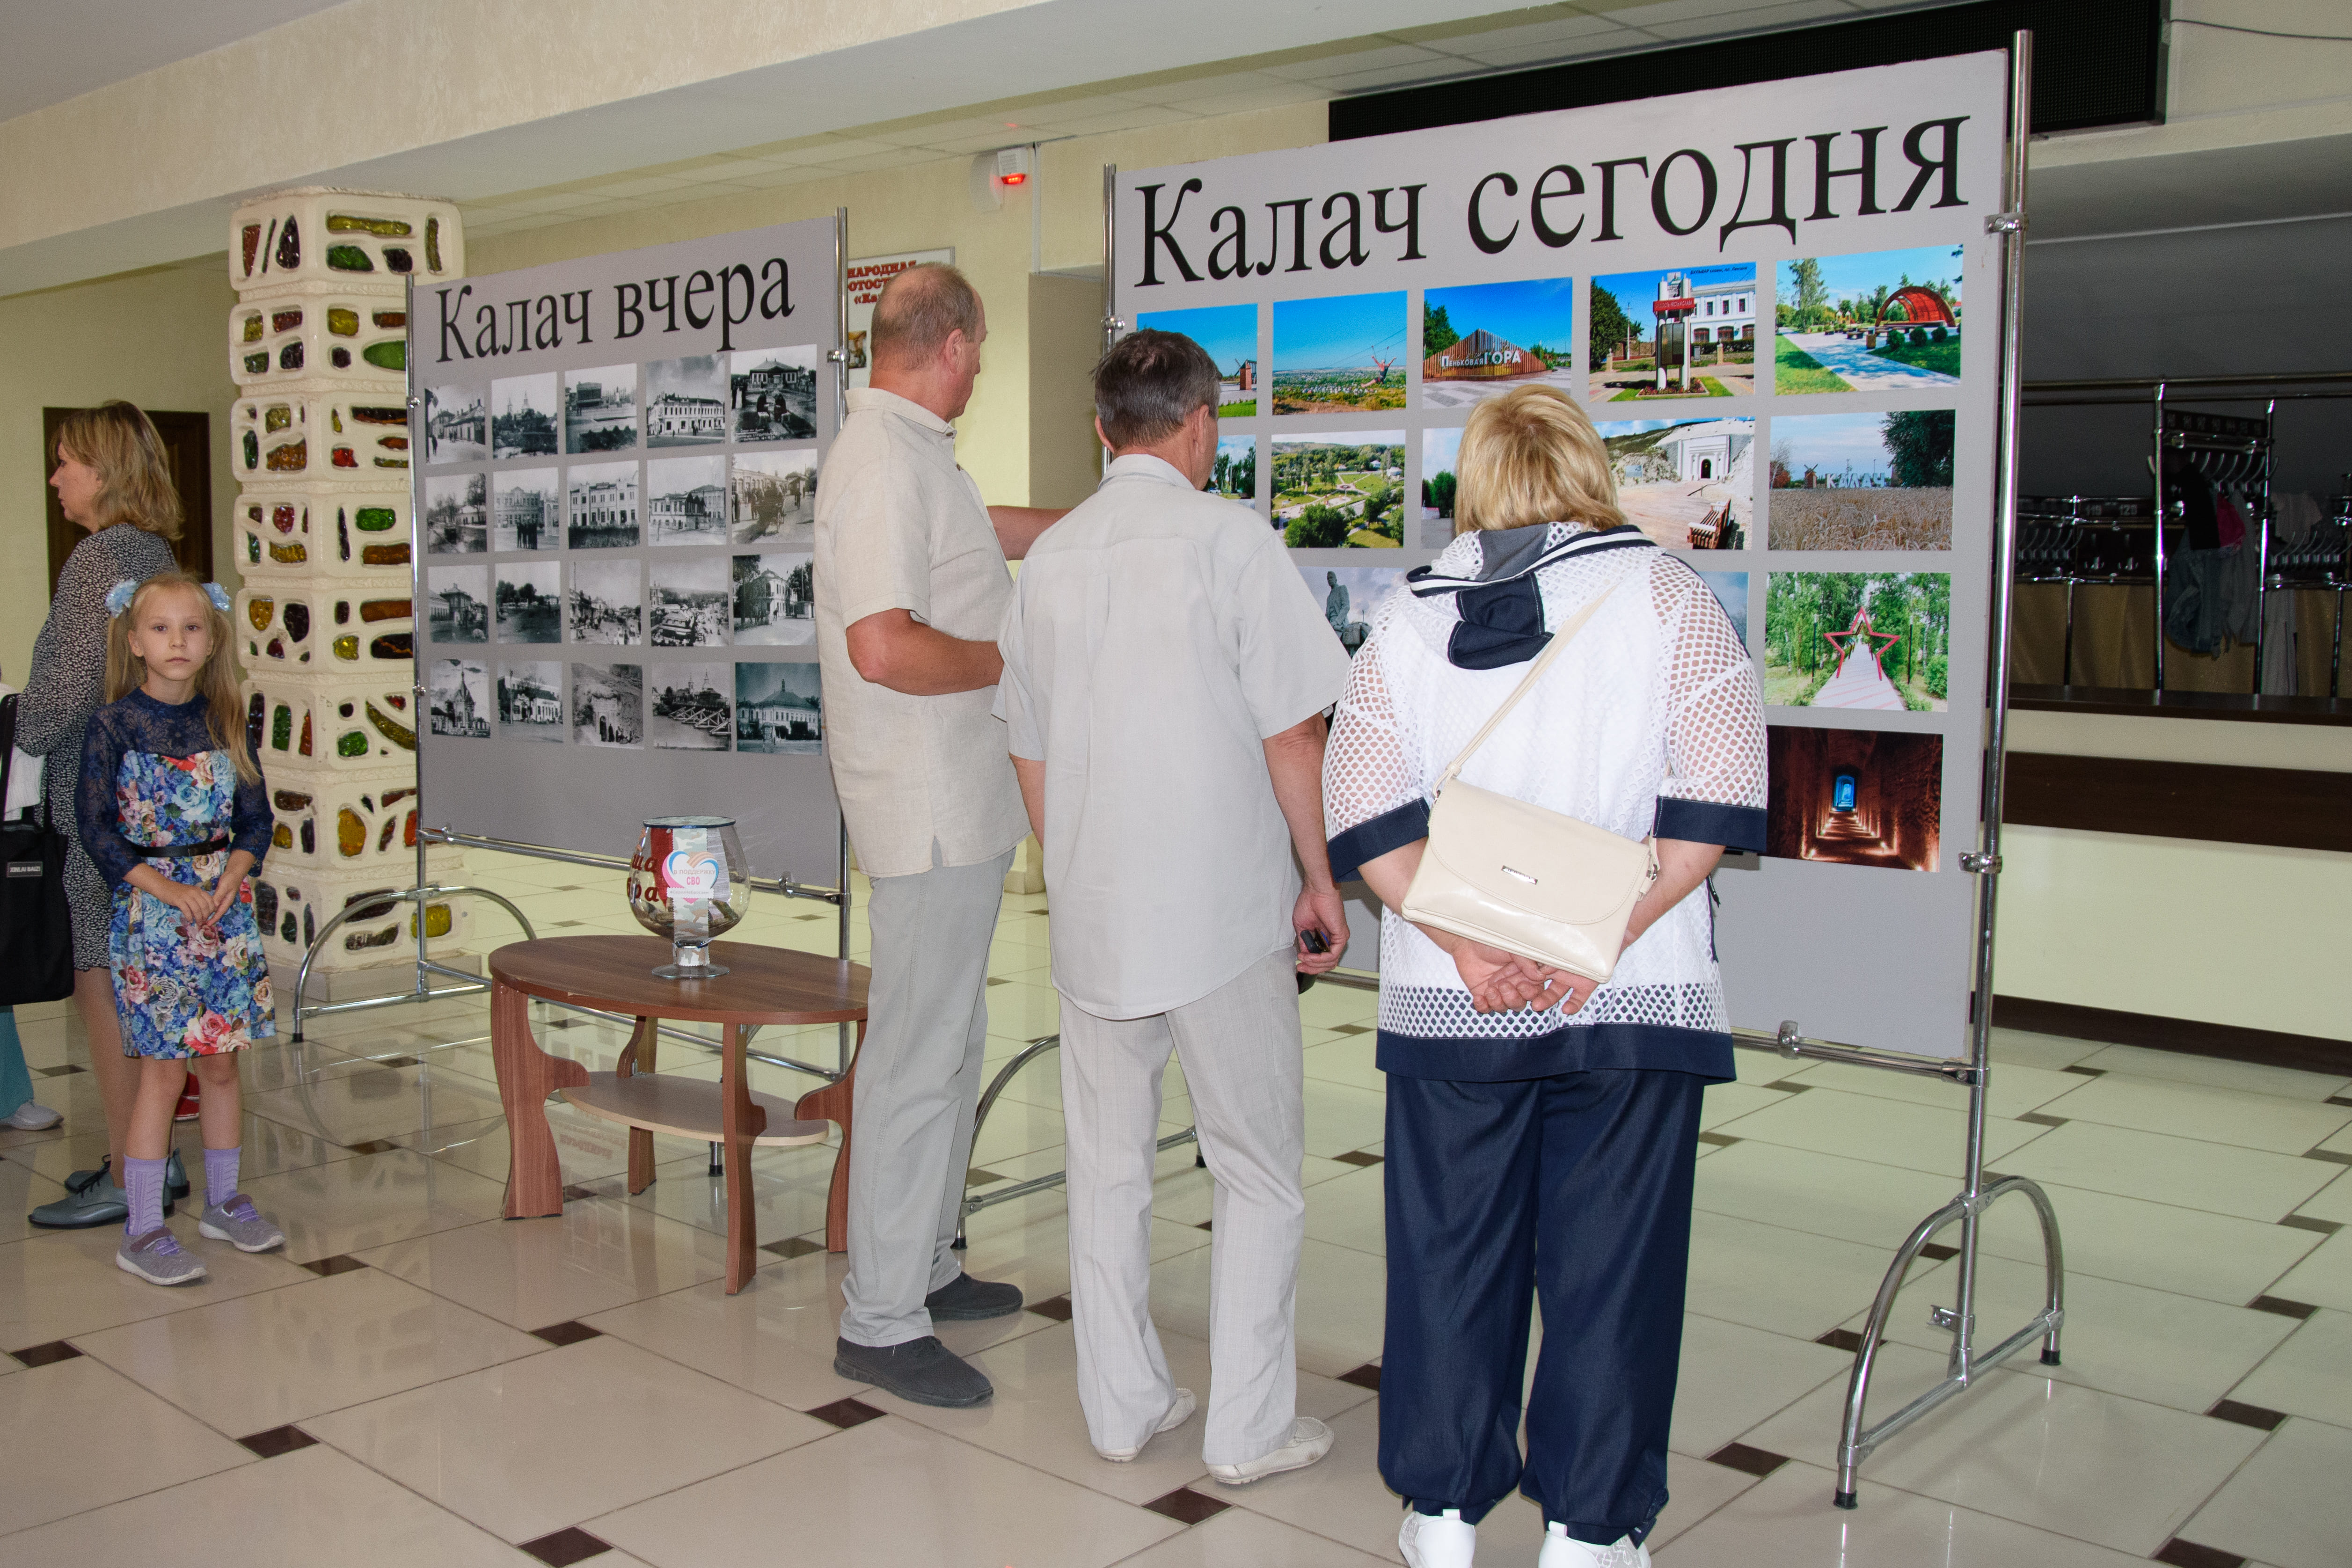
78, 572, 283, 1285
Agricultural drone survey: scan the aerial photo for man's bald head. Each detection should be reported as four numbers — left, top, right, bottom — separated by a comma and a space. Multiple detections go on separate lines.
870, 263, 984, 370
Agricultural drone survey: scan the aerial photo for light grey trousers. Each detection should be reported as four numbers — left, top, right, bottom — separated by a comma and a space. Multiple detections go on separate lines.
1059, 946, 1307, 1466
838, 844, 1015, 1348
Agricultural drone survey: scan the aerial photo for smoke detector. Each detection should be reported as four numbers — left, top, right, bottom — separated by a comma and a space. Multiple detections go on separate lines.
971, 145, 1035, 211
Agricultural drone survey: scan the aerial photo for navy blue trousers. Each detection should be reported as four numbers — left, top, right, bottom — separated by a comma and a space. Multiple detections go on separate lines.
1378, 1067, 1705, 1544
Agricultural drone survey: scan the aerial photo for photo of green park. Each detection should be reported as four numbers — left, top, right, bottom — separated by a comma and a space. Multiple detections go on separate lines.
1775, 247, 1965, 394
1271, 433, 1405, 547
1764, 571, 1950, 712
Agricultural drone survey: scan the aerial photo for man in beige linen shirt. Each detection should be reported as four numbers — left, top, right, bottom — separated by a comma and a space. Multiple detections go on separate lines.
815, 263, 1062, 1408
996, 329, 1351, 1482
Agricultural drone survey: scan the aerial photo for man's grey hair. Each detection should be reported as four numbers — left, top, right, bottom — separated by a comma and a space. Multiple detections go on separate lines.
870, 263, 984, 365
1093, 328, 1222, 448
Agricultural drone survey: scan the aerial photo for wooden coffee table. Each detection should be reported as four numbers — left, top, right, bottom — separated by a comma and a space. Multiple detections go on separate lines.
488, 934, 869, 1293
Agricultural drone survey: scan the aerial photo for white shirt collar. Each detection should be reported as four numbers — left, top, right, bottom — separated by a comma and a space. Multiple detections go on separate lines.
1102, 452, 1195, 489
847, 385, 955, 438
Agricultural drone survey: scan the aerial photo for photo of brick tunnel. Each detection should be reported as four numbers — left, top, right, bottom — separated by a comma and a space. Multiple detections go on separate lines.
1765, 725, 1943, 871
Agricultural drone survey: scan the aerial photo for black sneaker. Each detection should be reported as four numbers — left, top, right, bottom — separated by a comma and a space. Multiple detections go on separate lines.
833, 1336, 994, 1408
924, 1272, 1023, 1321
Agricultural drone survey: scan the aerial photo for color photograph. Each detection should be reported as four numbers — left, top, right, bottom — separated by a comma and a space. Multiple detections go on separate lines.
1695, 569, 1750, 643
1138, 304, 1258, 416
425, 565, 488, 644
1271, 292, 1408, 414
494, 561, 561, 643
1764, 571, 1950, 711
1775, 246, 1965, 393
647, 663, 733, 751
566, 460, 639, 549
1270, 432, 1406, 547
424, 384, 485, 463
730, 449, 818, 546
736, 661, 823, 754
569, 558, 642, 646
497, 661, 564, 744
730, 344, 819, 442
565, 364, 637, 452
490, 372, 560, 458
646, 455, 729, 545
649, 557, 730, 648
1597, 418, 1752, 550
1588, 264, 1756, 400
1420, 425, 1462, 525
423, 472, 486, 554
733, 551, 814, 645
1766, 725, 1943, 871
1768, 410, 1954, 549
493, 468, 559, 551
572, 662, 643, 748
1213, 437, 1256, 503
1420, 277, 1576, 407
427, 659, 490, 738
1300, 565, 1408, 656
645, 355, 728, 446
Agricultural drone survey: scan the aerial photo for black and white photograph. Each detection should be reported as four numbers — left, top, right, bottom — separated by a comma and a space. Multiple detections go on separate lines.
649, 557, 730, 648
733, 552, 814, 646
496, 562, 561, 643
494, 467, 559, 551
426, 565, 489, 644
497, 661, 564, 744
735, 661, 822, 754
645, 354, 728, 446
566, 460, 639, 548
572, 662, 643, 748
427, 659, 491, 738
730, 449, 818, 546
646, 455, 729, 545
568, 558, 642, 645
564, 364, 637, 453
425, 384, 485, 463
731, 344, 819, 442
490, 372, 560, 458
424, 472, 486, 554
647, 663, 733, 751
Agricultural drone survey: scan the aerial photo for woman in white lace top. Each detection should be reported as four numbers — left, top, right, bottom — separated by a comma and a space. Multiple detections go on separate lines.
1321, 387, 1765, 1568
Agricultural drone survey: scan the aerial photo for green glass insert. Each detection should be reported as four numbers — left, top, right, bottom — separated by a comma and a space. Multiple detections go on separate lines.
263, 405, 291, 432
246, 533, 260, 563
270, 704, 292, 751
241, 314, 263, 343
362, 341, 405, 371
336, 730, 368, 758
241, 430, 258, 467
243, 352, 268, 375
325, 244, 373, 272
354, 506, 396, 531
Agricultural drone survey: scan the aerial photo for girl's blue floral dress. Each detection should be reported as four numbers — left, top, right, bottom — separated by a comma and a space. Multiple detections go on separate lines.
77, 690, 275, 1058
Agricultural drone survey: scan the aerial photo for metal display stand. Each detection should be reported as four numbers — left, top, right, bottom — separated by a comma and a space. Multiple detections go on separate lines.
291, 214, 862, 1090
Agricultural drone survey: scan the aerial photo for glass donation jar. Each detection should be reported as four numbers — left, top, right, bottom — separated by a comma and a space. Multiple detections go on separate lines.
628, 815, 751, 978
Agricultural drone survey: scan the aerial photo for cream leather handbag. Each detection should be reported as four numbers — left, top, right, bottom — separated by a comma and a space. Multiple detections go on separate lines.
1401, 581, 1658, 983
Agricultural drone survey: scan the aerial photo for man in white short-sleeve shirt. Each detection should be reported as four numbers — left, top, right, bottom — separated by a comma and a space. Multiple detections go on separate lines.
816, 264, 1062, 1408
996, 329, 1351, 1483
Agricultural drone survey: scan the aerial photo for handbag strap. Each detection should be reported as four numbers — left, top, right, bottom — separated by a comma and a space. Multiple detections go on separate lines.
1436, 575, 1625, 789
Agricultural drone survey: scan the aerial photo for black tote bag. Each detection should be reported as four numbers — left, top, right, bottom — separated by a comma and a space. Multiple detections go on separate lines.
0, 694, 76, 1005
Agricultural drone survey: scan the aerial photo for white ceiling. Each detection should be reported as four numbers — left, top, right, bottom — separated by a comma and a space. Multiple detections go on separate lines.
0, 0, 353, 122
448, 0, 1947, 241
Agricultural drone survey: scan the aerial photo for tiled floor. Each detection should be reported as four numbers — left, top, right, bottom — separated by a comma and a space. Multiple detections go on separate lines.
2, 848, 2348, 1566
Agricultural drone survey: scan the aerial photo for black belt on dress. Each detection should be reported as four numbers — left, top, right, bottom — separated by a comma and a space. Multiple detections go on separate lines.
139, 837, 232, 860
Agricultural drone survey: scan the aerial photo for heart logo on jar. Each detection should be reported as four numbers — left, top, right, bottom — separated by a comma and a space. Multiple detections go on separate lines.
664, 849, 722, 896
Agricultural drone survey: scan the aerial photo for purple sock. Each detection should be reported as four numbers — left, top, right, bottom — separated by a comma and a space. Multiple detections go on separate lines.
123, 1156, 168, 1238
204, 1146, 241, 1210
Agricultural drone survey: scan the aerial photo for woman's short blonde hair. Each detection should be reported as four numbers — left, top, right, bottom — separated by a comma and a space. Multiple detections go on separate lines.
54, 401, 183, 540
1453, 385, 1625, 536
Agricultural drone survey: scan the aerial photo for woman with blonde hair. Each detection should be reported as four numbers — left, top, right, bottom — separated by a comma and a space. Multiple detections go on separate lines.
1322, 387, 1766, 1568
20, 402, 187, 1228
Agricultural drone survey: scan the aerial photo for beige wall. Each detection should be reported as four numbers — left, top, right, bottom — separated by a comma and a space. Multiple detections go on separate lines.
0, 259, 242, 691
467, 103, 1324, 507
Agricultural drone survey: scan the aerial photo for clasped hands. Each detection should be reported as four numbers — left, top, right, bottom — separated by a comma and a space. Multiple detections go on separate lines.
125, 853, 255, 933
1444, 936, 1596, 1015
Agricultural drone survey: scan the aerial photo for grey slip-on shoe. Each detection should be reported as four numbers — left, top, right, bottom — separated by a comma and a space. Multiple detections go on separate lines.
833, 1335, 993, 1407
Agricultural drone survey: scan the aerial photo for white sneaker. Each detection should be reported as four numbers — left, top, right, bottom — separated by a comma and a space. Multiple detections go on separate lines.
1097, 1387, 1197, 1462
2, 1101, 61, 1130
1537, 1523, 1650, 1568
1205, 1416, 1334, 1486
1399, 1506, 1476, 1568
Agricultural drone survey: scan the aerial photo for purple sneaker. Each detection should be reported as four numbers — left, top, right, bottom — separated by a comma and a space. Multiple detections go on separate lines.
117, 1226, 207, 1286
198, 1195, 286, 1254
